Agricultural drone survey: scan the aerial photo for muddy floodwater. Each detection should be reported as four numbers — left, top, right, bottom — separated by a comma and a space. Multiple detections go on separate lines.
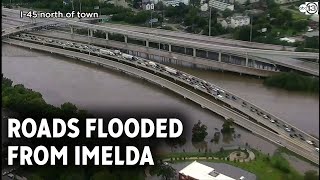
2, 43, 318, 173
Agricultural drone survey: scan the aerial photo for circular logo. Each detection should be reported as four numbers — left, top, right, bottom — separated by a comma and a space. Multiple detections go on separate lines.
299, 4, 307, 12
306, 2, 318, 14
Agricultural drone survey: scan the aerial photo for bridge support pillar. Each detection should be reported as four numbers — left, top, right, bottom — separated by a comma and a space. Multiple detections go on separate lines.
193, 48, 196, 57
105, 32, 108, 40
245, 53, 249, 67
70, 26, 74, 34
90, 29, 93, 37
206, 51, 209, 58
218, 51, 221, 62
168, 44, 172, 52
124, 35, 128, 43
146, 40, 149, 48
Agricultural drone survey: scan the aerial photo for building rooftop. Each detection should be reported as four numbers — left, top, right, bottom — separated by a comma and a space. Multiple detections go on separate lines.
179, 161, 236, 180
208, 0, 234, 11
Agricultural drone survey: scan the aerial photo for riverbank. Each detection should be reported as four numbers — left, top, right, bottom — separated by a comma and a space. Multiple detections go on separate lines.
263, 72, 319, 93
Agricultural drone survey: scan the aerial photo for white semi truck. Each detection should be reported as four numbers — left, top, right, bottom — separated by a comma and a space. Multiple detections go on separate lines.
99, 49, 115, 56
148, 61, 157, 68
164, 66, 177, 75
122, 53, 137, 61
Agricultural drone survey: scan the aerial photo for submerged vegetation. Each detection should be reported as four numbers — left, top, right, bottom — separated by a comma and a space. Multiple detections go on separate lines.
263, 72, 319, 93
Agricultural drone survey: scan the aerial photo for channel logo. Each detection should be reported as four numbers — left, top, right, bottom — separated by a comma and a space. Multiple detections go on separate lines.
299, 2, 319, 15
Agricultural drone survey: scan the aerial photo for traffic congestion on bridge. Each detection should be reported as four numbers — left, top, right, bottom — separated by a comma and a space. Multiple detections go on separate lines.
2, 4, 319, 180
4, 32, 319, 162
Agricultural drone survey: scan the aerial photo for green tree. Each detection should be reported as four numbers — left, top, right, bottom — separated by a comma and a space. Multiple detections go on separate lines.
91, 170, 117, 180
291, 20, 308, 32
28, 175, 44, 180
221, 119, 235, 134
192, 120, 208, 142
305, 36, 319, 49
61, 102, 78, 114
233, 26, 251, 41
165, 136, 187, 147
304, 170, 319, 180
156, 164, 176, 180
59, 171, 85, 180
190, 0, 201, 7
271, 154, 291, 173
222, 9, 233, 18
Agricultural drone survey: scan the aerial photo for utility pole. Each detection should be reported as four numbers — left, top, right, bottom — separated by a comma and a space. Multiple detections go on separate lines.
209, 7, 212, 36
147, 3, 154, 28
151, 9, 153, 28
249, 15, 253, 42
79, 0, 82, 13
72, 0, 74, 11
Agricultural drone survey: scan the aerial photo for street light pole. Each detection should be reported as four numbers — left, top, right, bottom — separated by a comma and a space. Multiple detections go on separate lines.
151, 9, 153, 28
249, 15, 253, 42
209, 7, 212, 36
72, 0, 74, 11
148, 3, 154, 28
79, 0, 82, 13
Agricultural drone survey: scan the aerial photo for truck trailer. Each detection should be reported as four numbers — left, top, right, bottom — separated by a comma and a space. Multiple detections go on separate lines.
164, 66, 177, 75
122, 53, 136, 61
99, 49, 115, 56
148, 61, 157, 67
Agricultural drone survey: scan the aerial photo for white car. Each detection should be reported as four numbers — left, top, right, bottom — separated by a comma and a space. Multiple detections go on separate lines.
306, 140, 314, 145
270, 120, 275, 123
316, 148, 319, 152
285, 128, 291, 132
7, 173, 14, 179
217, 95, 224, 99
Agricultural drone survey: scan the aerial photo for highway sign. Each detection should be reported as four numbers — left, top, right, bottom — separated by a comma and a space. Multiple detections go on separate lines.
145, 3, 154, 10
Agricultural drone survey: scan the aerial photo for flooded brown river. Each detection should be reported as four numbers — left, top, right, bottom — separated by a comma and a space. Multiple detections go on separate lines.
2, 43, 318, 173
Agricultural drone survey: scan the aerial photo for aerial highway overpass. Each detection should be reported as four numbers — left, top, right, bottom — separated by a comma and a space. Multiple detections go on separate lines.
2, 7, 319, 76
27, 30, 280, 77
2, 37, 319, 165
97, 22, 298, 51
1, 21, 59, 37
28, 27, 319, 77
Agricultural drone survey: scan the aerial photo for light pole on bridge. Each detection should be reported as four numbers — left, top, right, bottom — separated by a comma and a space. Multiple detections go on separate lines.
209, 6, 212, 37
146, 3, 155, 28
